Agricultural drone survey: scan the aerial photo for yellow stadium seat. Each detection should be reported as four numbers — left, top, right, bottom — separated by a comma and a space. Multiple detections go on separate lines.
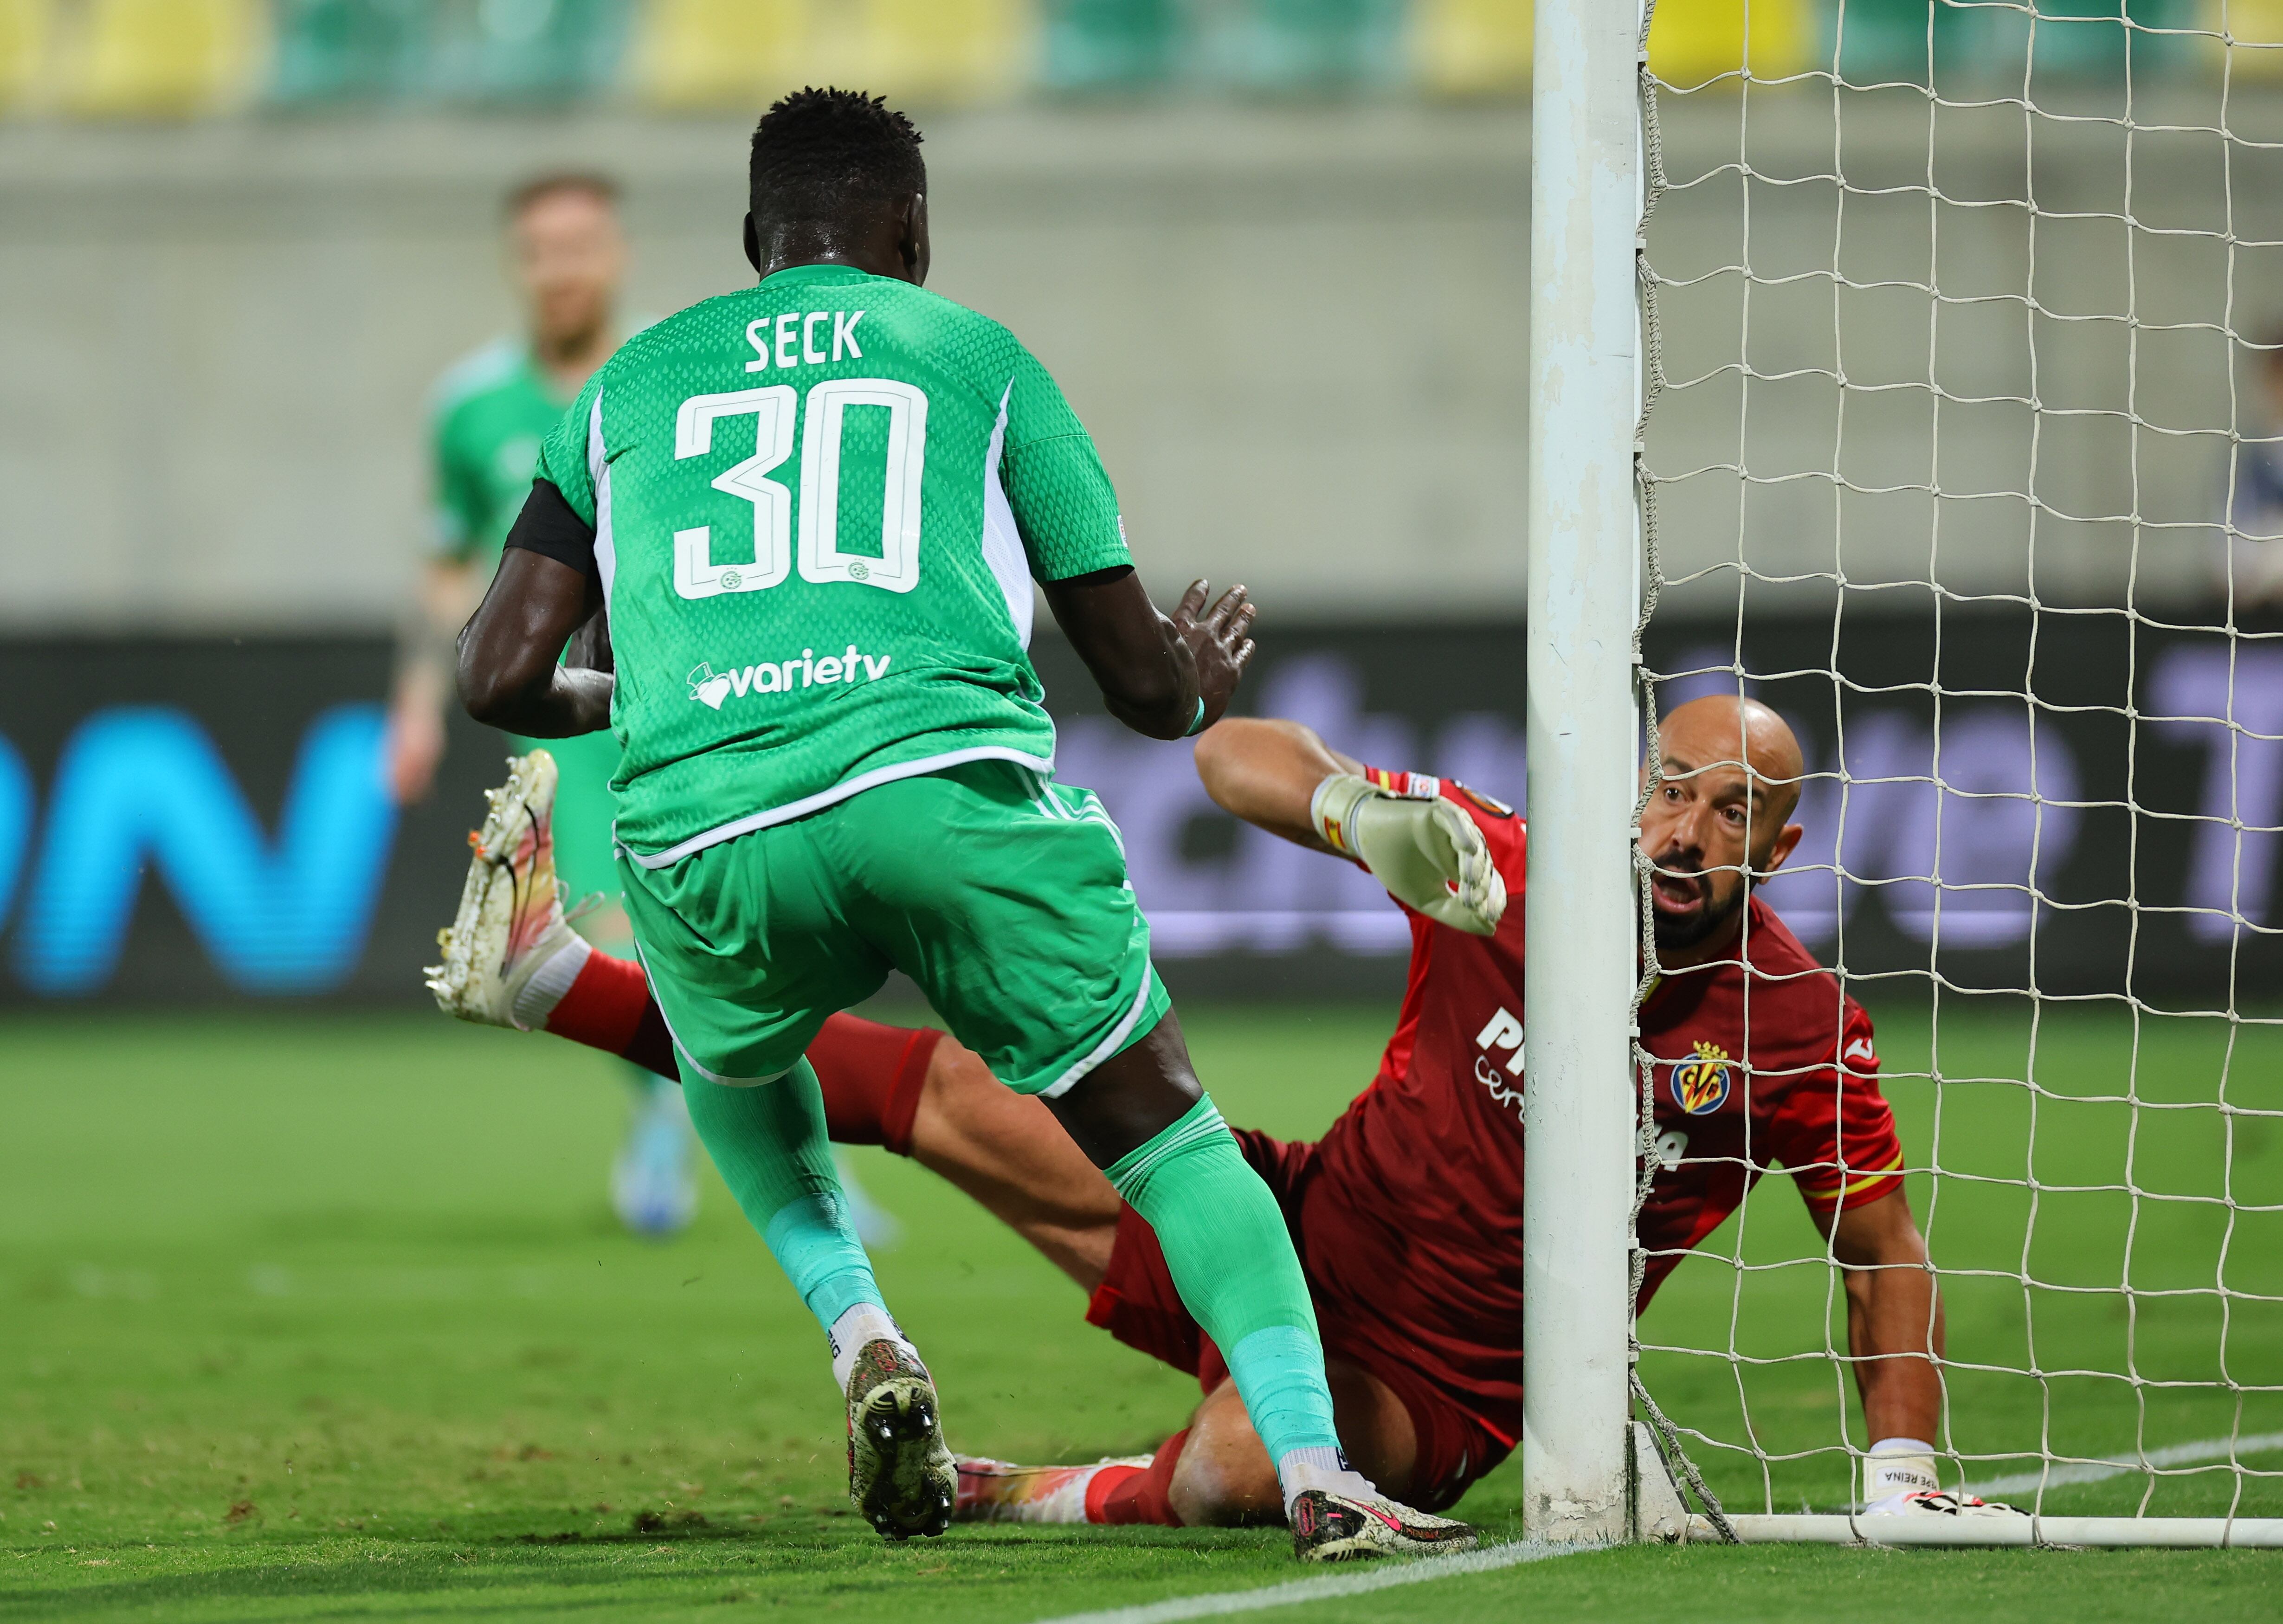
633, 0, 806, 110
806, 0, 1030, 105
62, 0, 263, 116
2213, 0, 2283, 81
1648, 0, 1811, 89
1413, 0, 1531, 98
0, 0, 52, 111
636, 0, 1030, 113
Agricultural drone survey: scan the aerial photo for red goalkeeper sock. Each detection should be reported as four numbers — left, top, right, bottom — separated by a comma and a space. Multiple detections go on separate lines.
807, 1015, 943, 1156
1088, 1429, 1189, 1527
541, 948, 676, 1081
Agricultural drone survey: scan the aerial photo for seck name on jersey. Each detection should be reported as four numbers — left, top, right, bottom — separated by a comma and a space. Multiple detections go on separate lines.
688, 645, 892, 710
745, 310, 865, 374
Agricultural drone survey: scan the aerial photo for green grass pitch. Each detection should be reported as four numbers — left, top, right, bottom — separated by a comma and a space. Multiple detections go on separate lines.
2, 1002, 2277, 1621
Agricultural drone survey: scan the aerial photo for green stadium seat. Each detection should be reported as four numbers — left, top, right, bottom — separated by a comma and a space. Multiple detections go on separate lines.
1038, 0, 1181, 91
268, 0, 432, 104
0, 0, 52, 112
1954, 0, 2193, 81
1412, 0, 1530, 98
631, 0, 802, 110
63, 0, 263, 116
1204, 0, 1407, 95
1826, 0, 2193, 88
425, 0, 630, 103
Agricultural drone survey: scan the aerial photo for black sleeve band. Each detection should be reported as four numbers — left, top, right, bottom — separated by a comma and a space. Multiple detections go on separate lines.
1051, 563, 1135, 589
503, 478, 598, 579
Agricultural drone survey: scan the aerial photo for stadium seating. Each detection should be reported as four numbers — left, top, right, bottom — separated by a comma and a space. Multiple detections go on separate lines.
804, 0, 1030, 105
2216, 0, 2283, 79
268, 0, 427, 104
1829, 0, 2200, 87
635, 0, 1025, 110
425, 0, 629, 103
1647, 0, 1812, 88
1412, 0, 1530, 97
1038, 0, 1180, 91
0, 0, 49, 110
1201, 0, 1408, 94
62, 0, 263, 116
632, 0, 802, 109
13, 0, 2266, 123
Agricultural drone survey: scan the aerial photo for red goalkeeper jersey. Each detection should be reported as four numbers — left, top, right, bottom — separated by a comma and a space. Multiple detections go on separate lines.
1294, 767, 1906, 1436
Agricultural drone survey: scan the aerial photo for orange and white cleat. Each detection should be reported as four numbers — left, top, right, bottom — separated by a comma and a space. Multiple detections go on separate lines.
424, 750, 589, 1030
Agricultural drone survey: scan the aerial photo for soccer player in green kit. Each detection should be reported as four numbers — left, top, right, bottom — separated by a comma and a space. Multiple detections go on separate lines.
389, 173, 701, 1236
453, 89, 1475, 1560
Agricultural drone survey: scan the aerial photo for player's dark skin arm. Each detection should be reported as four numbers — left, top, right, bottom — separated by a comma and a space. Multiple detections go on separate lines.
1044, 571, 1257, 741
1814, 1188, 1945, 1444
457, 548, 613, 737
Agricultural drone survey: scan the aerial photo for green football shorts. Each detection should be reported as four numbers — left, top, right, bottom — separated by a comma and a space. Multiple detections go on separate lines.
616, 760, 1173, 1098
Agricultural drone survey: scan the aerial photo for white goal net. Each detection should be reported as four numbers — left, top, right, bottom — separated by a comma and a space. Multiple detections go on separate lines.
1626, 0, 2283, 1539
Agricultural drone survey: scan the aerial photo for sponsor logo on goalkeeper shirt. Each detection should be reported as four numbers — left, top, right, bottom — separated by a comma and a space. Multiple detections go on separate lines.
1473, 1005, 1525, 1120
686, 646, 895, 710
1669, 1041, 1735, 1115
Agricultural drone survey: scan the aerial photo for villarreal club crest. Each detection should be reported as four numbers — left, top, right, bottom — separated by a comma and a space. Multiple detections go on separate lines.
1669, 1040, 1736, 1115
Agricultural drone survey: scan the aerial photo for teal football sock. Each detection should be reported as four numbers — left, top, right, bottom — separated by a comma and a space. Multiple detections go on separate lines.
681, 1059, 889, 1337
1104, 1096, 1345, 1476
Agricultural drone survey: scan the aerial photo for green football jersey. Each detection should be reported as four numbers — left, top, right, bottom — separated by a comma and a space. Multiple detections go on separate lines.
538, 263, 1133, 866
429, 339, 574, 563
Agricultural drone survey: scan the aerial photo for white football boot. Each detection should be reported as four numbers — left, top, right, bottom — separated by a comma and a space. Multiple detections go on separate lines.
424, 750, 592, 1031
1288, 1488, 1478, 1561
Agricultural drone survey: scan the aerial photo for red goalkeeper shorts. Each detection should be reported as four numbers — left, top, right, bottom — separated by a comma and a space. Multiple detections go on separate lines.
1082, 1127, 1509, 1513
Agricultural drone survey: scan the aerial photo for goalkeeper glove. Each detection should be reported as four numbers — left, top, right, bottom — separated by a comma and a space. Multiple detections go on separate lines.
1309, 773, 1507, 937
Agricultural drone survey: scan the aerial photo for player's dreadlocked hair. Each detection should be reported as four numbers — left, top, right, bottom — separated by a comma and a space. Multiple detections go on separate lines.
749, 88, 926, 230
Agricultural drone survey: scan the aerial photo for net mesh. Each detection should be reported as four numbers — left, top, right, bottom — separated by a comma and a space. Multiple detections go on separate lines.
1629, 0, 2283, 1525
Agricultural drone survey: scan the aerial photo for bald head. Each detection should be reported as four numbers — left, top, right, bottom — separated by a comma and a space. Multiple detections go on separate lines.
1658, 694, 1805, 830
1639, 693, 1809, 961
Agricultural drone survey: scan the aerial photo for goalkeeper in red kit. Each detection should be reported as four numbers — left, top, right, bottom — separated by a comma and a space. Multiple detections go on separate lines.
432, 693, 2007, 1527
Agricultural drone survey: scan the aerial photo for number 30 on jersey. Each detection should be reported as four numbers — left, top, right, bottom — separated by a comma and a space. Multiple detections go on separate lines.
671, 380, 928, 600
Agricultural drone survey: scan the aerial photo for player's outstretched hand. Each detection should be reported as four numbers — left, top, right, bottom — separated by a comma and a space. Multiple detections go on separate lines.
1309, 774, 1508, 936
1172, 579, 1257, 731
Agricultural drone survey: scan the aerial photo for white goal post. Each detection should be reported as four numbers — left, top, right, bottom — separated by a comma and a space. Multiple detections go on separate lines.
1524, 0, 2283, 1549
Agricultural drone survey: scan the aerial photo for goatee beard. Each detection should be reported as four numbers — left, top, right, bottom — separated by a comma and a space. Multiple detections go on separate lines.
1651, 876, 1747, 952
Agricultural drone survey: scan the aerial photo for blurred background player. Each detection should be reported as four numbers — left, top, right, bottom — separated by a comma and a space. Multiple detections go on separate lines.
2224, 325, 2283, 611
386, 172, 700, 1237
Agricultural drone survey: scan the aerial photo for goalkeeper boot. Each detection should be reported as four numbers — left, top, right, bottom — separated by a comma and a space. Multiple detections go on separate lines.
425, 750, 589, 1031
952, 1454, 1152, 1524
1885, 1490, 2027, 1519
846, 1340, 956, 1540
1289, 1489, 1477, 1562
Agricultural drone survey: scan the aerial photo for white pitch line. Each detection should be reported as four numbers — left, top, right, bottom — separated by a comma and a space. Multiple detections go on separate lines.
1965, 1432, 2283, 1498
1031, 1540, 1599, 1624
